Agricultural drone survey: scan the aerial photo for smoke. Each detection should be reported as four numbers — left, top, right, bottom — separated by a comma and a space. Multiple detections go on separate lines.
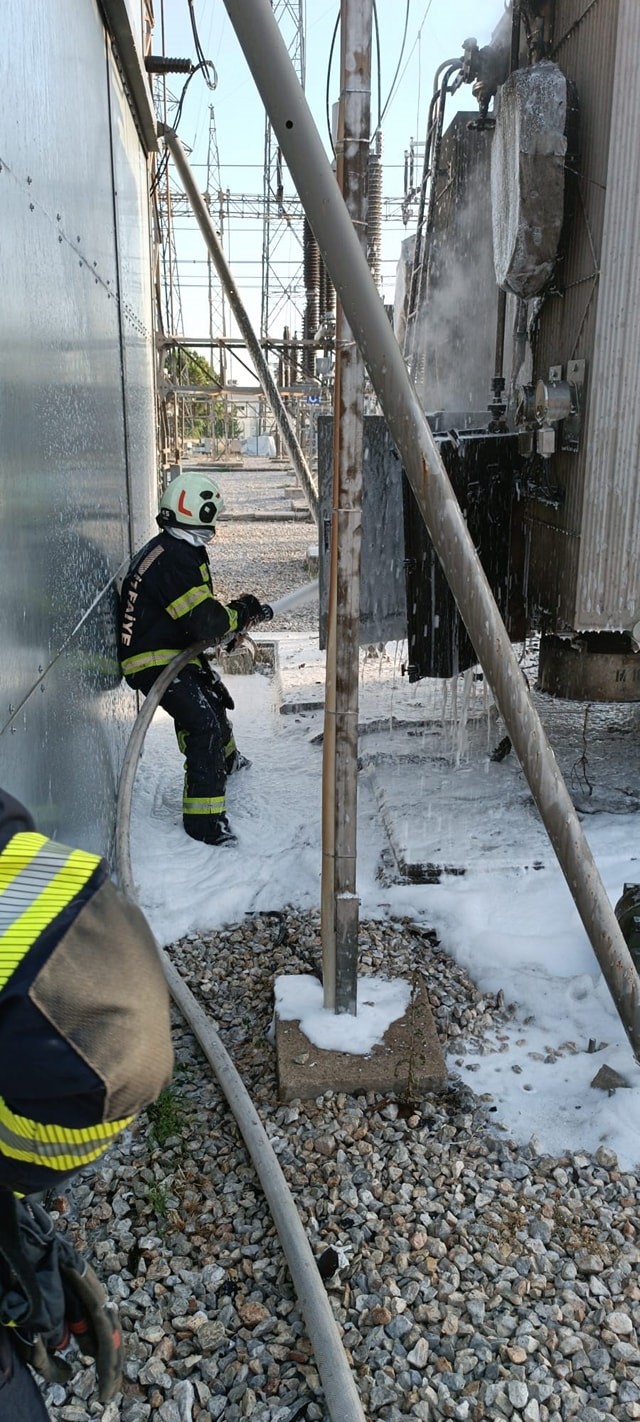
411, 180, 497, 419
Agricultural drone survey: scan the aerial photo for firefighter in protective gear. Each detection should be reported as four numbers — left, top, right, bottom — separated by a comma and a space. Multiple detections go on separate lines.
0, 786, 174, 1414
118, 471, 268, 846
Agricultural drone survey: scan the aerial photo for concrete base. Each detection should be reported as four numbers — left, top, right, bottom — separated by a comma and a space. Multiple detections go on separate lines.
215, 640, 278, 677
275, 982, 446, 1103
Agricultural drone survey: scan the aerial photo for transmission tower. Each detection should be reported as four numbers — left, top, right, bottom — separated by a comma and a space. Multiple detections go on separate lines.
206, 106, 228, 384
260, 0, 305, 343
153, 77, 185, 342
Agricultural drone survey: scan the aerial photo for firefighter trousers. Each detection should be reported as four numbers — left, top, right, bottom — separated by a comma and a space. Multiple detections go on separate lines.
134, 666, 238, 843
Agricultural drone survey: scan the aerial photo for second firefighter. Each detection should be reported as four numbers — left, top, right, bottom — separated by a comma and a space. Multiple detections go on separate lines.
119, 471, 269, 846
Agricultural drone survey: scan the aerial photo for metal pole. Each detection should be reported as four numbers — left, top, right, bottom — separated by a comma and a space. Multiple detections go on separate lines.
159, 125, 319, 526
321, 0, 372, 1014
220, 0, 640, 1060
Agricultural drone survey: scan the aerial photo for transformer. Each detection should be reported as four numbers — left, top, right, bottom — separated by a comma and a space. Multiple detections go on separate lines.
350, 0, 640, 699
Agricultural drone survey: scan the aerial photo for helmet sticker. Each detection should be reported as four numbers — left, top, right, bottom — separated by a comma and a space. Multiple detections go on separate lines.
198, 491, 218, 524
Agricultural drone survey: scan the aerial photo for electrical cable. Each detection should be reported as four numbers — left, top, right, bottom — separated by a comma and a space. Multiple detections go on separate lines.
377, 0, 411, 129
325, 9, 340, 157
383, 0, 434, 123
151, 60, 216, 196
187, 0, 218, 89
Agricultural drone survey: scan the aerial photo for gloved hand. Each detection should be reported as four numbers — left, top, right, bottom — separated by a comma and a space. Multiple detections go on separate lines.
0, 1194, 123, 1404
227, 593, 266, 632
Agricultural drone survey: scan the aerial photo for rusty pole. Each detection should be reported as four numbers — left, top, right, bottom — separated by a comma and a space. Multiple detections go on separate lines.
219, 0, 640, 1061
320, 1, 372, 1013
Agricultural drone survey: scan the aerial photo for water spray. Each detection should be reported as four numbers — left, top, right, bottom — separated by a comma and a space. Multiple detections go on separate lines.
267, 578, 318, 617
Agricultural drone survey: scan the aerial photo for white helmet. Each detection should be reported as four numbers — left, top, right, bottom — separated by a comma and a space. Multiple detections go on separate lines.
157, 472, 225, 530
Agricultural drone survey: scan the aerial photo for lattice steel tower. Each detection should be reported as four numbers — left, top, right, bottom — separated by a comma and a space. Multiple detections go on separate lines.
206, 106, 228, 383
260, 0, 305, 342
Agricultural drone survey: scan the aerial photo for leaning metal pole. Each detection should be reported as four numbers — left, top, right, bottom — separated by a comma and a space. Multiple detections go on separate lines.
159, 125, 319, 528
220, 0, 640, 1061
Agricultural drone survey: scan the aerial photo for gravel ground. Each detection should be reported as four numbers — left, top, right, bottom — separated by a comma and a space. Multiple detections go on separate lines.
48, 914, 640, 1422
212, 460, 318, 636
45, 461, 640, 1422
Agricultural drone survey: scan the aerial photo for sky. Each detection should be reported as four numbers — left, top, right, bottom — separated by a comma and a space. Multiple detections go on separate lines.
155, 0, 507, 370
130, 629, 640, 1174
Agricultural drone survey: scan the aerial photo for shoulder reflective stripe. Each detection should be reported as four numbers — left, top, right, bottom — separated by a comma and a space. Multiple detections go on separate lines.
183, 796, 226, 815
0, 1097, 133, 1170
0, 838, 100, 990
137, 545, 164, 577
166, 585, 212, 620
0, 833, 49, 895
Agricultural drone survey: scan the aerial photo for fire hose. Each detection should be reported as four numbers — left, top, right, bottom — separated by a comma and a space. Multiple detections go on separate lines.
114, 581, 368, 1422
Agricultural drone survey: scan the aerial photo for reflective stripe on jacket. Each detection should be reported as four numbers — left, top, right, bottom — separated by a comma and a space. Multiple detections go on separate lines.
0, 1099, 131, 1175
0, 833, 173, 1194
0, 834, 98, 990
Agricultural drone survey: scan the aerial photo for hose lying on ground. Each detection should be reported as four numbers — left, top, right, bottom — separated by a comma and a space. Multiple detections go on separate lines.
114, 583, 368, 1422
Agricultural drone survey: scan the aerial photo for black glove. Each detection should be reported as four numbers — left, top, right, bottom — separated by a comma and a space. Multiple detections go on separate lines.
228, 593, 267, 632
0, 1194, 122, 1404
205, 666, 234, 711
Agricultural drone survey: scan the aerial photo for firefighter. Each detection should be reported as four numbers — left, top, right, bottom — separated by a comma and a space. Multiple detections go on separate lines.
0, 786, 174, 1415
118, 471, 269, 847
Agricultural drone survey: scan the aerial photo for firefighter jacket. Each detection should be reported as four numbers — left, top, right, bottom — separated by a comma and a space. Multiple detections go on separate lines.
0, 792, 173, 1196
119, 531, 239, 683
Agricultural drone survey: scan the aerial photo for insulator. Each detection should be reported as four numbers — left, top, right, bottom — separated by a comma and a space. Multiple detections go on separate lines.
367, 135, 383, 291
145, 56, 193, 74
303, 217, 320, 376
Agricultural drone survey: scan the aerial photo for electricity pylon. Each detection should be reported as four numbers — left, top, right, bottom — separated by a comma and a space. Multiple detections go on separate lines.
260, 0, 305, 343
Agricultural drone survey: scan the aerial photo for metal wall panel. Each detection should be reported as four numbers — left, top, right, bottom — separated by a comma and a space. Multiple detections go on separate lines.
0, 0, 156, 855
317, 416, 407, 649
574, 0, 640, 631
522, 0, 626, 628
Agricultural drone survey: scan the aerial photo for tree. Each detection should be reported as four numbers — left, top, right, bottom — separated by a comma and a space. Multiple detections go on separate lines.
170, 348, 240, 440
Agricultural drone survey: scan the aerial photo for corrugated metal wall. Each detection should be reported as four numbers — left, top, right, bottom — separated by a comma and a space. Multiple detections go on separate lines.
524, 0, 640, 634
0, 0, 157, 855
573, 0, 640, 630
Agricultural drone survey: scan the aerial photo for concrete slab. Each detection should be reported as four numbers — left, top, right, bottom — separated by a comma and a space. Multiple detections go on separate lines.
275, 981, 446, 1103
